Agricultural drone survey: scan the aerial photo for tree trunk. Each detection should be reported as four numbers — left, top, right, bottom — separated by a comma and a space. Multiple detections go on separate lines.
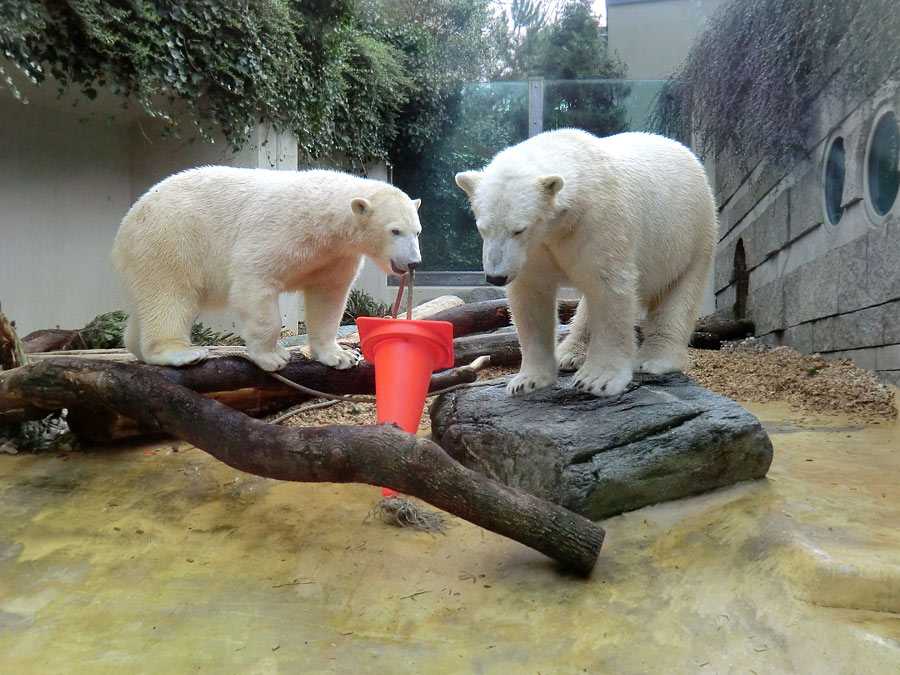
0, 303, 29, 371
0, 357, 605, 575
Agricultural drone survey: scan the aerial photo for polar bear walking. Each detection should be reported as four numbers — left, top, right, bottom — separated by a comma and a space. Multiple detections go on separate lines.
111, 167, 422, 371
455, 129, 716, 397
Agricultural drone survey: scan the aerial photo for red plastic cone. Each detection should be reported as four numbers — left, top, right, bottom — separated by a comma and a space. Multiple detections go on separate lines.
356, 317, 455, 497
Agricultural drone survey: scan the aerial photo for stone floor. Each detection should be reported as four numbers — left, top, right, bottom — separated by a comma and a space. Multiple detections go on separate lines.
0, 400, 898, 673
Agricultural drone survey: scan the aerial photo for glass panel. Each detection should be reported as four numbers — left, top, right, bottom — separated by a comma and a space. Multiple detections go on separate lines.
868, 111, 900, 217
543, 79, 667, 135
824, 137, 845, 226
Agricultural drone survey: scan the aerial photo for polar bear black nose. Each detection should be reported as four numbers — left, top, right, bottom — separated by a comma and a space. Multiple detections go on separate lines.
407, 261, 420, 271
486, 274, 507, 286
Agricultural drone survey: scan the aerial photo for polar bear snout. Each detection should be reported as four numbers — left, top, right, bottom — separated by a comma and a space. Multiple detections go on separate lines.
485, 274, 508, 286
391, 259, 420, 274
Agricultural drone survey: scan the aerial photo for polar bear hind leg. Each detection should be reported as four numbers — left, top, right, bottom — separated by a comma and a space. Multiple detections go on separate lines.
556, 298, 589, 372
571, 274, 637, 397
133, 284, 209, 367
123, 313, 144, 361
636, 257, 708, 374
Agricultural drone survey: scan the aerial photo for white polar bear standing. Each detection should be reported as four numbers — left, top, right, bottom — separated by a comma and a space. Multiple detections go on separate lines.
111, 167, 422, 371
455, 129, 716, 397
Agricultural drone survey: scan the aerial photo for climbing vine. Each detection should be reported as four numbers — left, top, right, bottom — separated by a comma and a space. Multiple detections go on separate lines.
651, 0, 900, 167
0, 1, 490, 162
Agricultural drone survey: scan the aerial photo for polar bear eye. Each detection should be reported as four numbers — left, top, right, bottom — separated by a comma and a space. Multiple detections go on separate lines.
513, 227, 526, 236
391, 228, 401, 236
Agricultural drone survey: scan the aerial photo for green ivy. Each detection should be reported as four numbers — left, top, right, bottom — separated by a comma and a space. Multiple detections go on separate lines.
0, 1, 492, 162
651, 0, 900, 168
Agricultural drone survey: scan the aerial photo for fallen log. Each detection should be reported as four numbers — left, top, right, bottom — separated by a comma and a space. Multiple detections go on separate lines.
0, 353, 490, 440
0, 357, 605, 575
21, 328, 79, 353
453, 328, 571, 367
428, 298, 580, 336
690, 317, 755, 349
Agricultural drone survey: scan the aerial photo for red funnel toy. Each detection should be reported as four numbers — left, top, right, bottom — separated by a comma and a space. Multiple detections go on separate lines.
357, 316, 455, 497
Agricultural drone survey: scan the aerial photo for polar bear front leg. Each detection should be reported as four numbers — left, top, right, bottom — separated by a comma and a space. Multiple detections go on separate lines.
572, 276, 637, 397
304, 271, 363, 371
506, 275, 559, 396
230, 281, 291, 372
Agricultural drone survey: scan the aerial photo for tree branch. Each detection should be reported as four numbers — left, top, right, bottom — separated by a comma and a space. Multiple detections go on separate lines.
0, 357, 604, 575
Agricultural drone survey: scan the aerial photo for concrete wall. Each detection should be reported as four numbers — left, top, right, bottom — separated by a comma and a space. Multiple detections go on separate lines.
713, 75, 900, 386
0, 93, 133, 334
607, 0, 724, 78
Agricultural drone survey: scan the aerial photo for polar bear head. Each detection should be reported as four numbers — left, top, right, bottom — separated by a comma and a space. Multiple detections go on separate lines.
351, 190, 422, 275
455, 169, 565, 286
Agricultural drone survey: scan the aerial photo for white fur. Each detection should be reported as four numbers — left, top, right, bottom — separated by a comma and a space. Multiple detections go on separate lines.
456, 129, 716, 397
111, 166, 422, 371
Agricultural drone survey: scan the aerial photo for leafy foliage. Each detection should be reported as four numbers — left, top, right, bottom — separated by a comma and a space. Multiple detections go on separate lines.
341, 288, 391, 325
74, 310, 128, 349
71, 311, 243, 349
536, 1, 629, 138
0, 0, 495, 162
651, 0, 900, 167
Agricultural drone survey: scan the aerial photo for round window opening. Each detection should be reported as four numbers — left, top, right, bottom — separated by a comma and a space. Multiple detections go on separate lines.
867, 110, 900, 216
824, 136, 845, 226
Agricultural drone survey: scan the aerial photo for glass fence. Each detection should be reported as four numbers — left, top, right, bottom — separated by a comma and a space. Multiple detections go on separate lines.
392, 79, 668, 275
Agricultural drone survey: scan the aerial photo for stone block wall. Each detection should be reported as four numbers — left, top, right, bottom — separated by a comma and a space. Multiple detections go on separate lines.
713, 76, 900, 386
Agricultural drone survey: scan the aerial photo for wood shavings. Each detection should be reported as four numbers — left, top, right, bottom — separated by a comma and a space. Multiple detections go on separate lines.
687, 345, 897, 420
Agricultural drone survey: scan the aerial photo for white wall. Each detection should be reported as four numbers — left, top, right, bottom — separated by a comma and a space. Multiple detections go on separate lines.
607, 0, 723, 78
0, 94, 133, 334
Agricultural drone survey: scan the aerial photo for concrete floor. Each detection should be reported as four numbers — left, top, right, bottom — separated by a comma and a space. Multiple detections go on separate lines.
1, 401, 898, 673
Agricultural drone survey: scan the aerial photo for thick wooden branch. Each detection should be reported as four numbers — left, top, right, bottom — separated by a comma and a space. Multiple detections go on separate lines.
430, 298, 579, 337
0, 353, 489, 441
0, 358, 604, 575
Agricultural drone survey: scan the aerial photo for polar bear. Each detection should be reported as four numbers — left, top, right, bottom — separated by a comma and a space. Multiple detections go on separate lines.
111, 166, 422, 371
455, 129, 716, 397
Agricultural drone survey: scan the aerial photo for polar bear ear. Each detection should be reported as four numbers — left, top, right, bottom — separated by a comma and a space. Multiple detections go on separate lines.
412, 198, 421, 211
455, 171, 483, 197
538, 175, 565, 197
350, 198, 371, 216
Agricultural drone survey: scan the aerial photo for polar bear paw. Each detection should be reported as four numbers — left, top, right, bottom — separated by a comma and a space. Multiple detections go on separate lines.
250, 344, 292, 372
556, 346, 586, 372
506, 370, 557, 397
573, 362, 632, 397
635, 350, 688, 374
144, 344, 209, 367
312, 346, 363, 370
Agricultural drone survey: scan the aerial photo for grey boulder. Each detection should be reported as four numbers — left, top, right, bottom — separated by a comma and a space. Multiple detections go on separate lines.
430, 373, 773, 521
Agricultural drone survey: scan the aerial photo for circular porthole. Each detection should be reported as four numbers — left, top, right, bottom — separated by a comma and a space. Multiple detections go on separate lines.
823, 136, 845, 226
865, 109, 900, 218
